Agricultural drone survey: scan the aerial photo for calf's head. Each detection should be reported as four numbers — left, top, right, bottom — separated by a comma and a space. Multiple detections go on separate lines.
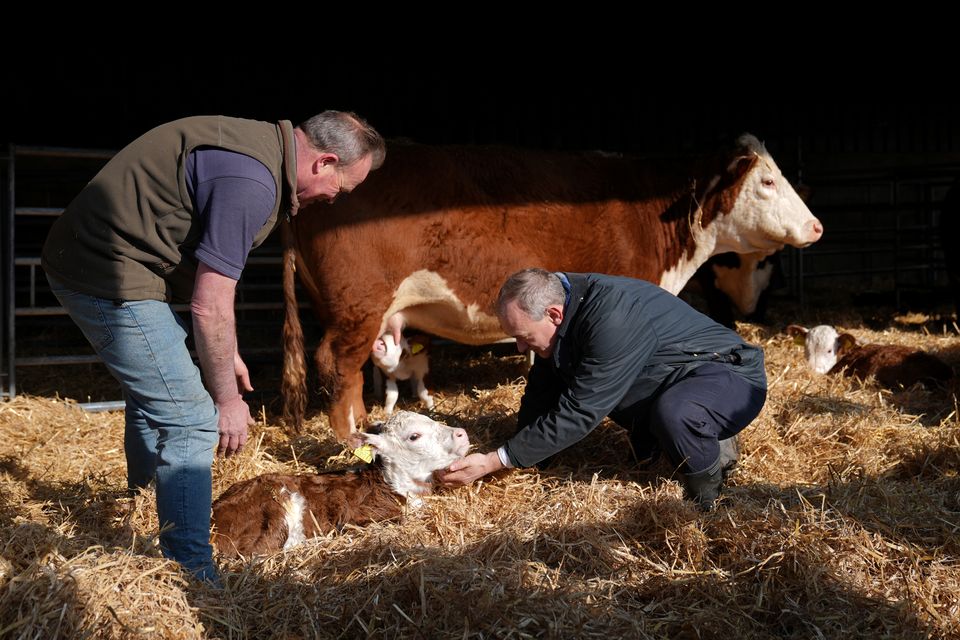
360, 411, 470, 497
786, 324, 857, 374
371, 334, 404, 370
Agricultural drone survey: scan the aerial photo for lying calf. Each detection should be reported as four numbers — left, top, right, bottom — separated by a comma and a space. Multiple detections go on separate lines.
370, 333, 434, 414
786, 324, 953, 389
212, 411, 469, 557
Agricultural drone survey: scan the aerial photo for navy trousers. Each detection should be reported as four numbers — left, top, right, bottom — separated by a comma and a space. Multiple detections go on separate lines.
612, 362, 766, 474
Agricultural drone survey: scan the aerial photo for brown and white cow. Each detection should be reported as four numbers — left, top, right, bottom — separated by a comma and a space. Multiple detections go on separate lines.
282, 134, 823, 440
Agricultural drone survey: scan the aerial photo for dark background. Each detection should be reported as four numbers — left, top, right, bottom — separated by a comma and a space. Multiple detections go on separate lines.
9, 54, 958, 155
4, 45, 960, 400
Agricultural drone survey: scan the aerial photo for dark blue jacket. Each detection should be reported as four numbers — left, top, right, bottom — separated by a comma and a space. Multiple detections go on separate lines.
503, 273, 766, 467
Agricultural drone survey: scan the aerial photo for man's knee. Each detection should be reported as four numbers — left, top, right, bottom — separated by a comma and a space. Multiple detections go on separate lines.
647, 398, 710, 441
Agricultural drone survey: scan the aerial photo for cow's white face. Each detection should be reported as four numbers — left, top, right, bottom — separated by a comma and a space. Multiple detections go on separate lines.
362, 411, 471, 496
717, 135, 823, 254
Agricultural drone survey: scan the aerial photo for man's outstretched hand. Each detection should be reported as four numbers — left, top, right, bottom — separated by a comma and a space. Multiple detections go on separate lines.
436, 451, 504, 486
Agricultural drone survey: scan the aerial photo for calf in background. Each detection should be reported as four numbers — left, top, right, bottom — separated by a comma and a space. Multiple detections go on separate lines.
370, 332, 434, 414
786, 324, 953, 389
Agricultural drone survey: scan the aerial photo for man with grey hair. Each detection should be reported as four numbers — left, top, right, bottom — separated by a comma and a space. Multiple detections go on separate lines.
440, 268, 767, 510
42, 110, 384, 583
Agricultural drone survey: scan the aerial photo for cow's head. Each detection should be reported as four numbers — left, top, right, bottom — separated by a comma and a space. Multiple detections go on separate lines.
713, 135, 823, 255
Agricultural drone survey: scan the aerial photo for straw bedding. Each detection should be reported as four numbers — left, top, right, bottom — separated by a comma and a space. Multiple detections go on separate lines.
2, 300, 958, 639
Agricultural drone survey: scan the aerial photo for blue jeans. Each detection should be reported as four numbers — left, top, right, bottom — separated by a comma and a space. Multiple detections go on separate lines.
48, 277, 220, 583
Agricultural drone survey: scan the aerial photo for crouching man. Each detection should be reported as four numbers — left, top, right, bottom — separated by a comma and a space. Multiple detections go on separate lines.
438, 269, 767, 510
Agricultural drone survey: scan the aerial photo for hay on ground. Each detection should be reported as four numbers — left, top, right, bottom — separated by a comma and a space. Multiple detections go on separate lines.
2, 301, 958, 639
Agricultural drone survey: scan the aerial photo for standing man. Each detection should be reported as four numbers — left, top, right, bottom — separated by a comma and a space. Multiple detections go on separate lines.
42, 111, 385, 581
440, 269, 767, 510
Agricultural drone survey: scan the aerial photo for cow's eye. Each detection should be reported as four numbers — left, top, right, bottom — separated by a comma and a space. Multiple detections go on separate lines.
408, 433, 420, 441
761, 178, 775, 188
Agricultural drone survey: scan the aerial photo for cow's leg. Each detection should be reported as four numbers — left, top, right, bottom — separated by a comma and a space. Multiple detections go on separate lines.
315, 327, 376, 442
384, 378, 399, 414
324, 366, 366, 442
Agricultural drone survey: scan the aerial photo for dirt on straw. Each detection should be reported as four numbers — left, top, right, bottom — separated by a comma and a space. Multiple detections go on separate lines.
2, 299, 959, 639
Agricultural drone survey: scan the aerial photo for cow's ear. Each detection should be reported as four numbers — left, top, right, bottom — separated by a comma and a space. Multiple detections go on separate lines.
728, 153, 759, 182
786, 325, 809, 345
837, 333, 858, 354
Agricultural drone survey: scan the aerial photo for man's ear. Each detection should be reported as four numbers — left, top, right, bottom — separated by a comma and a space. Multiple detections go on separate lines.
317, 152, 339, 169
546, 304, 564, 326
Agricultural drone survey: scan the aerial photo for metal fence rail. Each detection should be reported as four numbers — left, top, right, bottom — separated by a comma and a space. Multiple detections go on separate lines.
1, 144, 297, 402
792, 159, 959, 309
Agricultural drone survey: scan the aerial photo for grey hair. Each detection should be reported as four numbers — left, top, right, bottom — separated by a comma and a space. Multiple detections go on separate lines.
297, 110, 386, 169
497, 268, 565, 320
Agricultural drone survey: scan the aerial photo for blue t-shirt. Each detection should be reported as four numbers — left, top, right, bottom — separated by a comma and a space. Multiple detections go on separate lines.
185, 147, 277, 280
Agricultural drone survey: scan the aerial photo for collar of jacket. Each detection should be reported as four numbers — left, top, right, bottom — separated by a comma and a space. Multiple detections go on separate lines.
279, 120, 301, 218
551, 272, 588, 367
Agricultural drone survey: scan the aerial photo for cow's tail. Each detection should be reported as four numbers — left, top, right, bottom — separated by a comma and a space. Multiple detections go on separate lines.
281, 240, 307, 432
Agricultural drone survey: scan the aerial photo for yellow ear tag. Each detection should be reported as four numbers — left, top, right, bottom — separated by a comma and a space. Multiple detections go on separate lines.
352, 444, 375, 463
410, 343, 424, 355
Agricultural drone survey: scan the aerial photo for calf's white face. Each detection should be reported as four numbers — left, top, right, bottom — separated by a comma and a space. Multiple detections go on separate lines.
361, 411, 470, 496
788, 324, 841, 374
372, 335, 403, 370
803, 325, 841, 373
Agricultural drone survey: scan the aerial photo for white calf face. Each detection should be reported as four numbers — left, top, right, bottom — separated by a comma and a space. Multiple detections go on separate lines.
720, 135, 823, 253
802, 325, 841, 374
362, 411, 470, 489
371, 334, 403, 370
